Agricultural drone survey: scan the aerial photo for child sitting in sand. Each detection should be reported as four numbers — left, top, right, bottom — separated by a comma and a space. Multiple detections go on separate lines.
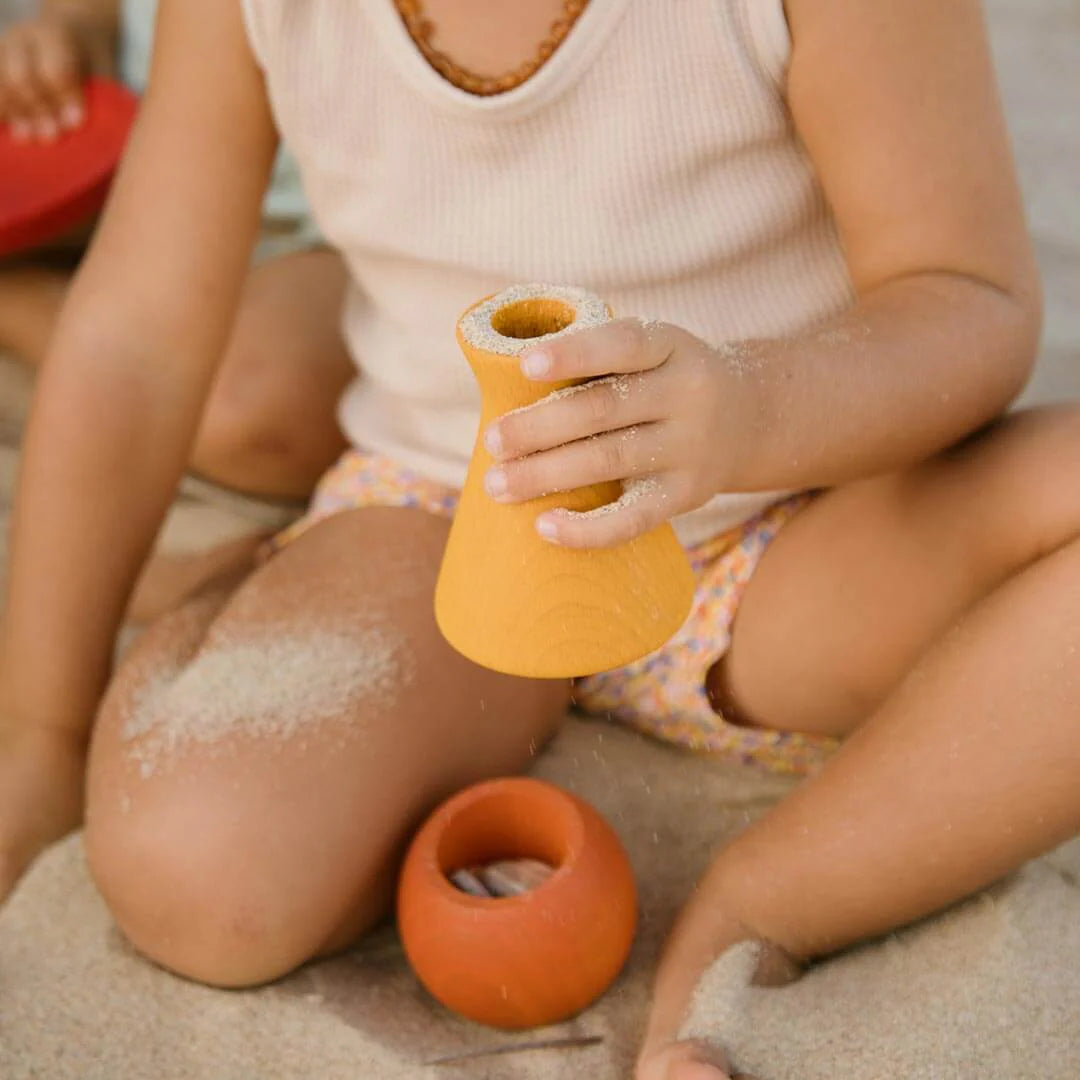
2, 2, 1079, 1077
0, 0, 350, 500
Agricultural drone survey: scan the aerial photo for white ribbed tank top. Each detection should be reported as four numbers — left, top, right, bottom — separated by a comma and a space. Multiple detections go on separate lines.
239, 0, 854, 544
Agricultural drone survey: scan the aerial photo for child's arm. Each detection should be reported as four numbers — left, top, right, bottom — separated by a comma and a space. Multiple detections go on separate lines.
727, 0, 1040, 488
0, 0, 275, 889
484, 0, 1040, 551
0, 1, 120, 138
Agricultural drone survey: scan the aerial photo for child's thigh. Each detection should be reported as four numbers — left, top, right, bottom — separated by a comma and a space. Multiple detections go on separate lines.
0, 264, 69, 361
85, 507, 570, 988
717, 405, 1080, 739
192, 248, 351, 495
223, 248, 350, 397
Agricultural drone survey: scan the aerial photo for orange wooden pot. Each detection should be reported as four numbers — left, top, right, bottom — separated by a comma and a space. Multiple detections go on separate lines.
435, 284, 696, 678
397, 777, 638, 1030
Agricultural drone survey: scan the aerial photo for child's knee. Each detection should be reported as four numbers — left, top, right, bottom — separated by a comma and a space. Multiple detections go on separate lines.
85, 782, 378, 988
923, 404, 1080, 573
194, 352, 298, 477
192, 339, 341, 494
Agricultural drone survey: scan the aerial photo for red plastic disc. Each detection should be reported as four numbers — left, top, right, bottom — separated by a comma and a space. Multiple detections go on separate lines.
0, 77, 138, 256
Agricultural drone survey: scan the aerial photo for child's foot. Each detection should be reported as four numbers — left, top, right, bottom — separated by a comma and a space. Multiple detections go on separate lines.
0, 724, 86, 904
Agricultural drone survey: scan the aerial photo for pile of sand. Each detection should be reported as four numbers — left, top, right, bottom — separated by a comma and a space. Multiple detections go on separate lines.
684, 844, 1080, 1079
2, 719, 1078, 1079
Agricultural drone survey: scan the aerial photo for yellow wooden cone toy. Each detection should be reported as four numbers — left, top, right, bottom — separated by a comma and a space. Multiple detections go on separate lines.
435, 284, 696, 679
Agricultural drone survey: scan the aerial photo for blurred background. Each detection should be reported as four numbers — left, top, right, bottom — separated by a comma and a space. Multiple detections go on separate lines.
982, 0, 1079, 405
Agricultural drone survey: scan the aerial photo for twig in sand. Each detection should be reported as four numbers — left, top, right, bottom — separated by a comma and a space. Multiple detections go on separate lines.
425, 1035, 604, 1066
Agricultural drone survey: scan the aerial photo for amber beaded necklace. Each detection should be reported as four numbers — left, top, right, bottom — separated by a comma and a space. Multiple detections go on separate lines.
393, 0, 589, 96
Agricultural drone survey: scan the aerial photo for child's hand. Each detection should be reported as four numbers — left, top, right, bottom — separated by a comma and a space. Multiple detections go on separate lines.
637, 1039, 750, 1080
0, 15, 90, 141
482, 319, 755, 548
0, 716, 86, 905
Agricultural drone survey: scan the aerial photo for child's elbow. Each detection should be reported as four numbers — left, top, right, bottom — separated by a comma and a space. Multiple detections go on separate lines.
998, 257, 1043, 404
967, 246, 1043, 408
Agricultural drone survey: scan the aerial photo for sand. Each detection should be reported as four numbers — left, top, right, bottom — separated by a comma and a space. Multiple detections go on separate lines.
572, 475, 660, 518
683, 844, 1080, 1079
122, 624, 408, 777
0, 721, 783, 1080
2, 720, 1079, 1078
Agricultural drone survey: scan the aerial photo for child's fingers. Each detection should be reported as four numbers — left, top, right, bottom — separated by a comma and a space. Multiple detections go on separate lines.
534, 472, 690, 550
0, 31, 45, 137
485, 370, 660, 462
0, 23, 82, 140
31, 24, 84, 131
484, 422, 674, 504
519, 317, 680, 383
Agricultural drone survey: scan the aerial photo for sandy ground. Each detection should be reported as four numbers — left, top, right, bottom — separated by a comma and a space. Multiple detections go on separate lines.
1, 1, 1079, 1077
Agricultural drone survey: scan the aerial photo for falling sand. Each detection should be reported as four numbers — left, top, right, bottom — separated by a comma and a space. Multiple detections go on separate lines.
122, 624, 410, 777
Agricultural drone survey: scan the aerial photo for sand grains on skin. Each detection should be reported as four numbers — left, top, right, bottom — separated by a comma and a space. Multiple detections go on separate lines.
501, 372, 636, 424
121, 623, 412, 778
570, 476, 662, 520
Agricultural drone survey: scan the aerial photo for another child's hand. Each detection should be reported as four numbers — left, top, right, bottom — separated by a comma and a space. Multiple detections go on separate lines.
482, 319, 756, 548
0, 15, 91, 141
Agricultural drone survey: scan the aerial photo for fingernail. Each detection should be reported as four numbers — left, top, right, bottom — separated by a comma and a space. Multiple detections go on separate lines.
37, 118, 59, 141
521, 349, 551, 378
10, 119, 31, 141
536, 515, 560, 542
60, 101, 84, 129
484, 468, 508, 499
483, 424, 503, 456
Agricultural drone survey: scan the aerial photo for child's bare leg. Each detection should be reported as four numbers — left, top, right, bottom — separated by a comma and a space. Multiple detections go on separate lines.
0, 253, 348, 902
0, 264, 69, 362
125, 532, 267, 625
85, 507, 570, 987
0, 569, 239, 904
189, 248, 351, 499
641, 405, 1080, 1079
1, 249, 350, 499
130, 249, 350, 621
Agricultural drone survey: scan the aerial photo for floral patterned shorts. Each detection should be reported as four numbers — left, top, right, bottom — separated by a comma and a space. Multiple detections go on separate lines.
271, 450, 837, 775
